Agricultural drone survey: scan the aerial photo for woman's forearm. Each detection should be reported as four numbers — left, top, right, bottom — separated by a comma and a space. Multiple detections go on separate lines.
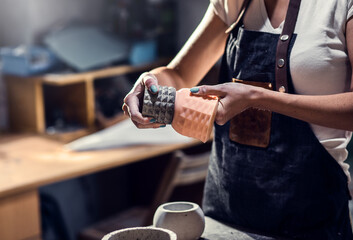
149, 4, 228, 90
149, 66, 186, 89
253, 87, 353, 131
247, 17, 353, 131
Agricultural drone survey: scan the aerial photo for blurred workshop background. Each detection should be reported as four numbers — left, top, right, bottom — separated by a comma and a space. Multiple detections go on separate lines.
0, 1, 352, 240
0, 1, 219, 240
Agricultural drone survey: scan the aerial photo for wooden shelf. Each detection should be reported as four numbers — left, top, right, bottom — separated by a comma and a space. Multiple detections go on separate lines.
4, 59, 169, 142
42, 58, 169, 86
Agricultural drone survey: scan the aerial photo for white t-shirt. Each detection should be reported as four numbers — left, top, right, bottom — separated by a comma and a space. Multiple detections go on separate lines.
210, 0, 353, 180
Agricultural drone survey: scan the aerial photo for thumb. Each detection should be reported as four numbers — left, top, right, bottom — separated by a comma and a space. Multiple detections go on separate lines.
190, 85, 226, 97
141, 72, 159, 94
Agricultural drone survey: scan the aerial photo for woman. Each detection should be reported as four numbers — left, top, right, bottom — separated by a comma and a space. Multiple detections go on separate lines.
123, 0, 353, 238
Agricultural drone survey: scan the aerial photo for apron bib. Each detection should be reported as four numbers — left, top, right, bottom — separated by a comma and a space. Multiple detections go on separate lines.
202, 2, 352, 239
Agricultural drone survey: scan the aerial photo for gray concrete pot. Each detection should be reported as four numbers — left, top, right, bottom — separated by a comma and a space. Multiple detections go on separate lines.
101, 226, 177, 240
142, 85, 176, 124
153, 202, 205, 240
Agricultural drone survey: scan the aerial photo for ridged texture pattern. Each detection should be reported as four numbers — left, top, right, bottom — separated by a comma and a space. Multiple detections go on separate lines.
172, 89, 218, 143
142, 86, 176, 124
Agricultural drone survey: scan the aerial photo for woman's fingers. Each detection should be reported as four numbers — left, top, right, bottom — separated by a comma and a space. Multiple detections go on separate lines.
123, 102, 164, 128
189, 83, 251, 125
132, 119, 166, 129
122, 103, 129, 116
189, 84, 230, 125
123, 93, 149, 123
122, 71, 169, 129
141, 72, 159, 94
215, 98, 233, 126
190, 84, 227, 97
122, 72, 167, 129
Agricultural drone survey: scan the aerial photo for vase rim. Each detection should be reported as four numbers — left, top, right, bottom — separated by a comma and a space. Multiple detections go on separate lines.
102, 226, 177, 240
160, 201, 199, 213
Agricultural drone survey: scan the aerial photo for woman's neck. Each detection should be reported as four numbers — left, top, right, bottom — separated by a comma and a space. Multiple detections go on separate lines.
264, 0, 289, 28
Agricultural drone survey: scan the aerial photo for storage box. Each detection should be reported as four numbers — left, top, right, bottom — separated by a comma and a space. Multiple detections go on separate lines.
129, 40, 157, 66
0, 45, 57, 76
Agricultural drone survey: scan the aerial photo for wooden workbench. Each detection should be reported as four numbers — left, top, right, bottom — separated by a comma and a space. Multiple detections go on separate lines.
0, 134, 201, 240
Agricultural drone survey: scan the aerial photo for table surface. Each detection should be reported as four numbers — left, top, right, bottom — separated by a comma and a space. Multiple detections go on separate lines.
202, 217, 275, 240
0, 134, 200, 198
0, 134, 277, 240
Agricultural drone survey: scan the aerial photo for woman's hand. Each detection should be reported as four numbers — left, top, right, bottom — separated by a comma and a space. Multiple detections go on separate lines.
122, 72, 165, 128
192, 81, 353, 131
190, 83, 258, 125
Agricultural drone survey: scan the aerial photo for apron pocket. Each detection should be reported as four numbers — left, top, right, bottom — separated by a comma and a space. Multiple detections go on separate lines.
229, 79, 273, 148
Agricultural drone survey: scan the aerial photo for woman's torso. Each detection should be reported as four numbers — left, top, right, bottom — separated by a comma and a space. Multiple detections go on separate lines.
210, 0, 353, 179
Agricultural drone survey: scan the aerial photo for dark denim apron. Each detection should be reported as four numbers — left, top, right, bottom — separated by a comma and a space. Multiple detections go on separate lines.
202, 7, 353, 240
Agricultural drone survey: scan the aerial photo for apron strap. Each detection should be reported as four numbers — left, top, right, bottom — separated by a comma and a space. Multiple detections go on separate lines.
275, 0, 302, 93
225, 0, 252, 34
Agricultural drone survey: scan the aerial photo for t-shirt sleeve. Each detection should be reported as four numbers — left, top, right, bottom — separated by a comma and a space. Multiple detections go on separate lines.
210, 0, 228, 25
348, 0, 353, 20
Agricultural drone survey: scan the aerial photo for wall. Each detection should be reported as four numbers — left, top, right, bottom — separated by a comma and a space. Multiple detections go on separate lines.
176, 0, 209, 49
0, 0, 209, 47
0, 0, 104, 46
0, 0, 105, 130
0, 70, 6, 130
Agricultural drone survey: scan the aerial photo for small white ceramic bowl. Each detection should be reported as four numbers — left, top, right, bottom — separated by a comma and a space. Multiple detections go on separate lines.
101, 226, 177, 240
153, 201, 205, 240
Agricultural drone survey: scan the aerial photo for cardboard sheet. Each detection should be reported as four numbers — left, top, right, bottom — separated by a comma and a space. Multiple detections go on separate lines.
44, 25, 129, 71
66, 119, 193, 151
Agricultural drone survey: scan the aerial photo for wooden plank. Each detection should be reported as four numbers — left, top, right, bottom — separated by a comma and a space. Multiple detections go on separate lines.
84, 78, 95, 129
0, 135, 200, 199
34, 80, 45, 133
42, 58, 169, 86
44, 128, 95, 143
5, 76, 45, 133
0, 190, 41, 240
